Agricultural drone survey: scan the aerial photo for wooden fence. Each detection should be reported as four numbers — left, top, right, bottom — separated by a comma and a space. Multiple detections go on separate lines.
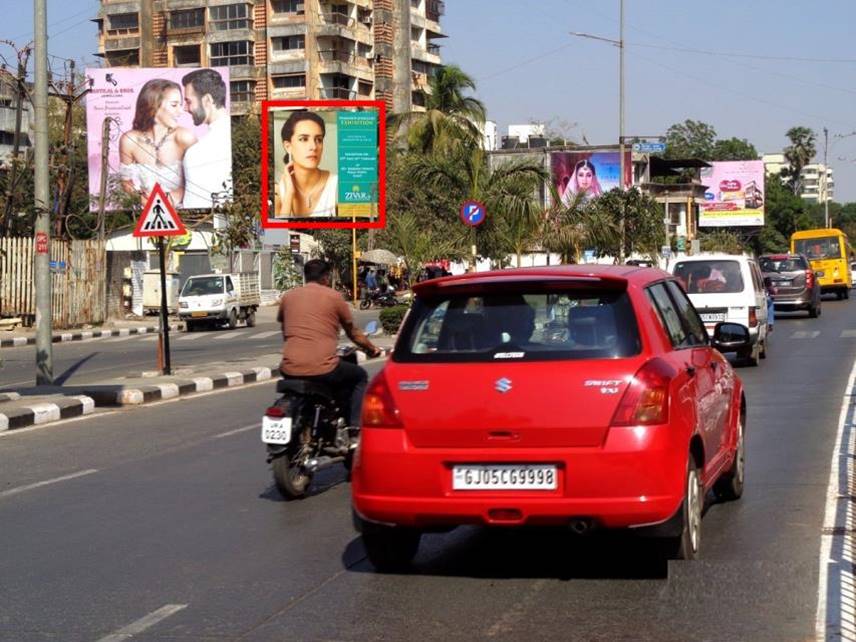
0, 237, 107, 328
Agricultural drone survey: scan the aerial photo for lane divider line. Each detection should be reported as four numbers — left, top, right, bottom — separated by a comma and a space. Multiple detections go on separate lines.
0, 469, 99, 499
95, 603, 188, 642
212, 423, 261, 439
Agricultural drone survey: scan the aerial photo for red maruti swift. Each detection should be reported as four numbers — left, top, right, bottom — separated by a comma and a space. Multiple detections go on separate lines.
352, 266, 748, 570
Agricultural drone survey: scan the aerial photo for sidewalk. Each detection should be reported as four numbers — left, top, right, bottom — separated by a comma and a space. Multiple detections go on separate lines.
0, 335, 396, 433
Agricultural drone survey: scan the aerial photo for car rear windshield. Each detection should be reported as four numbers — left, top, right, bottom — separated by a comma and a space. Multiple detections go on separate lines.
760, 256, 808, 273
673, 260, 745, 294
394, 288, 642, 362
181, 277, 224, 296
794, 237, 842, 260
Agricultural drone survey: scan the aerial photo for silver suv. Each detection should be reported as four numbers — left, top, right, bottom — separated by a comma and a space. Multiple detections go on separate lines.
760, 253, 821, 318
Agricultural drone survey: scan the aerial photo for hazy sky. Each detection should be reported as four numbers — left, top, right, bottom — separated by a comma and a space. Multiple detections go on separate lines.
7, 0, 856, 199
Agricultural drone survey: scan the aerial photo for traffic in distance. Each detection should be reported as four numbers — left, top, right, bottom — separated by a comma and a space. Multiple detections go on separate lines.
262, 226, 854, 571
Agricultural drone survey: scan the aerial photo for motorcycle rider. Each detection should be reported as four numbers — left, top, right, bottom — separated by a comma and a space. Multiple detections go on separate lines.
278, 259, 382, 437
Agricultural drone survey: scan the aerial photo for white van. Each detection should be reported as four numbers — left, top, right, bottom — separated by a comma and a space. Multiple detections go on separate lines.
669, 253, 770, 366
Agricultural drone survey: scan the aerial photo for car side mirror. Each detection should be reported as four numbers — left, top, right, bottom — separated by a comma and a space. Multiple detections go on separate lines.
711, 322, 750, 352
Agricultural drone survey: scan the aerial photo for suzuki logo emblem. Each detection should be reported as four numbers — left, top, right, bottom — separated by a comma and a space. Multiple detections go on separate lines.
495, 378, 512, 393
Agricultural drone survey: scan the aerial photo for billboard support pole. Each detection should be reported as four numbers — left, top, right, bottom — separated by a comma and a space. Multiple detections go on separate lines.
34, 0, 53, 385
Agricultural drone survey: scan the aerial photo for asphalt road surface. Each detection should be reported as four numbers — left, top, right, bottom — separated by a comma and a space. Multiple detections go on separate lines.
0, 307, 379, 388
1, 296, 854, 640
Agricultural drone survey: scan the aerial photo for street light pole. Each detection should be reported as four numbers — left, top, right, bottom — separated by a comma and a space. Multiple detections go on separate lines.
824, 127, 830, 228
618, 0, 626, 262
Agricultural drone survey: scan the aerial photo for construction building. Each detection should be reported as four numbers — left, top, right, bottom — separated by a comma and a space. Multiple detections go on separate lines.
94, 0, 445, 113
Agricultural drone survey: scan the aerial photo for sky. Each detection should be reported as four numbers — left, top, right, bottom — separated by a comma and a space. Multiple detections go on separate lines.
6, 0, 856, 199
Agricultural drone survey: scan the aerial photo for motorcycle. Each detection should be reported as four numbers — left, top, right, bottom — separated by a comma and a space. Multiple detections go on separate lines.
359, 288, 399, 310
261, 322, 380, 500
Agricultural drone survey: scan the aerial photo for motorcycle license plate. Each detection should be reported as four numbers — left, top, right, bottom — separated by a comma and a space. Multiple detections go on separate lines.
452, 464, 557, 491
261, 416, 292, 445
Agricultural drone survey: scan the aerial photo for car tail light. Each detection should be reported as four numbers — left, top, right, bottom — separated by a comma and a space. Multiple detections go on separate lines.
265, 405, 286, 418
748, 307, 758, 328
806, 269, 814, 289
610, 358, 673, 426
362, 372, 403, 428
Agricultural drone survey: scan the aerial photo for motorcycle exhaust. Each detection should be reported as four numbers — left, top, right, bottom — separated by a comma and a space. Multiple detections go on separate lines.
305, 455, 346, 473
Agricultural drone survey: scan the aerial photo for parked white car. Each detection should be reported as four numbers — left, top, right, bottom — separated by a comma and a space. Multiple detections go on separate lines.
669, 253, 770, 366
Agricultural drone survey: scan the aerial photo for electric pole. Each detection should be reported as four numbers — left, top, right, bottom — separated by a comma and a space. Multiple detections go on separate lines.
824, 127, 830, 228
34, 0, 53, 385
618, 0, 626, 262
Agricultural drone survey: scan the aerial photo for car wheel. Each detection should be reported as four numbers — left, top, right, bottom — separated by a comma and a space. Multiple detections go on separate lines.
759, 338, 767, 360
714, 412, 745, 501
845, 288, 851, 300
227, 309, 238, 330
809, 305, 818, 318
245, 310, 256, 328
361, 521, 422, 572
185, 321, 195, 332
663, 459, 703, 561
739, 344, 759, 367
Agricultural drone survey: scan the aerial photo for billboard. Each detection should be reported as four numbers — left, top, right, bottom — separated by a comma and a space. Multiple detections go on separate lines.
699, 161, 765, 227
261, 100, 386, 230
85, 67, 232, 212
550, 151, 632, 206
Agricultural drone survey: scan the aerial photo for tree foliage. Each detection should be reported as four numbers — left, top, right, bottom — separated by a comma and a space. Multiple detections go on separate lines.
665, 119, 717, 160
783, 126, 817, 195
591, 187, 665, 261
711, 137, 759, 161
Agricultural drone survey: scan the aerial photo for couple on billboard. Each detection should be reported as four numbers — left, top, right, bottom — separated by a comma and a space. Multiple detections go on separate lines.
118, 69, 231, 209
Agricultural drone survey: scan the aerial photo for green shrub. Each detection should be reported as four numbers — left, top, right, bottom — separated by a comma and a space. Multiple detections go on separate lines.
379, 305, 409, 335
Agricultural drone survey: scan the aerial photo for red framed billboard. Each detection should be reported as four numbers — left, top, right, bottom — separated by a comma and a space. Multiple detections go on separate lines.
260, 99, 386, 230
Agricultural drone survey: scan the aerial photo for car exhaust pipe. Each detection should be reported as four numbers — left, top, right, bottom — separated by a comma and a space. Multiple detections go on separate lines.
305, 456, 345, 473
569, 518, 593, 535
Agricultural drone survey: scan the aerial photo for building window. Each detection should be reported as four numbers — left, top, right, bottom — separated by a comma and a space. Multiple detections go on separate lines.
271, 0, 304, 14
173, 45, 201, 67
230, 80, 255, 102
272, 74, 305, 89
210, 4, 251, 31
210, 41, 253, 66
106, 13, 139, 35
358, 81, 372, 97
412, 91, 426, 107
170, 8, 205, 29
272, 35, 305, 51
106, 49, 140, 66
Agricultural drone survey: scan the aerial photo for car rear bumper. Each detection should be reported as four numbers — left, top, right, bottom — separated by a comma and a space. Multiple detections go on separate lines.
352, 425, 687, 530
772, 295, 812, 310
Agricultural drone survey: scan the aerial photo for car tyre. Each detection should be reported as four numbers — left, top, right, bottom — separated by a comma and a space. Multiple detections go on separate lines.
739, 343, 759, 367
361, 521, 421, 572
845, 289, 851, 300
809, 304, 819, 318
662, 459, 703, 561
185, 321, 196, 332
714, 411, 745, 501
227, 308, 238, 330
246, 310, 256, 328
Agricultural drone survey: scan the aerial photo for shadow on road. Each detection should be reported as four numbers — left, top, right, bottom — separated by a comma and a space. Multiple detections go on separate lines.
258, 467, 348, 503
343, 526, 669, 580
54, 352, 100, 385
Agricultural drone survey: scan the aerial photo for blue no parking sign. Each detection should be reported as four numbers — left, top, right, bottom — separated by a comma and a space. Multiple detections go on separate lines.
460, 200, 487, 227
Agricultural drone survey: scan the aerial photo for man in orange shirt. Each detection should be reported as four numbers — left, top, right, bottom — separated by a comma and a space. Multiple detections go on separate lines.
277, 259, 382, 429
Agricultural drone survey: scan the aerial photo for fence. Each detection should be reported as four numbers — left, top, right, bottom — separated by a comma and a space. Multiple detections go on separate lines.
0, 237, 107, 328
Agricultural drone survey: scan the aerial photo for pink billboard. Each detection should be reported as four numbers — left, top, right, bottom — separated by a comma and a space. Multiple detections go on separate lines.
699, 160, 765, 227
85, 67, 232, 212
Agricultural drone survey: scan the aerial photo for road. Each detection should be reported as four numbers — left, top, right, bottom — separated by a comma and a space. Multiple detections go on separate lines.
0, 306, 380, 388
0, 296, 854, 640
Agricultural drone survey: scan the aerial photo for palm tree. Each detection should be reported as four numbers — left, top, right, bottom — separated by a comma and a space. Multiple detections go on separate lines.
389, 65, 487, 155
409, 147, 547, 267
542, 186, 617, 264
384, 210, 462, 288
783, 126, 817, 195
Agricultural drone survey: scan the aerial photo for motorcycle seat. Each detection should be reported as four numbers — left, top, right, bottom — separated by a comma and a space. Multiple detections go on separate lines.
276, 379, 336, 401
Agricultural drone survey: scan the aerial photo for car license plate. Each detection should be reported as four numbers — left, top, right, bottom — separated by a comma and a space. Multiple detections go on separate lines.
452, 464, 557, 491
261, 416, 292, 445
778, 280, 793, 287
700, 312, 727, 323
191, 311, 207, 317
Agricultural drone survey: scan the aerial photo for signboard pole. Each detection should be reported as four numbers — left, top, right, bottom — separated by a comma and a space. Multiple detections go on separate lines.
158, 236, 172, 376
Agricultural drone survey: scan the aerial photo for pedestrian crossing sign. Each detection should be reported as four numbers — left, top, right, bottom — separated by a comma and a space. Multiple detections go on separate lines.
133, 183, 187, 238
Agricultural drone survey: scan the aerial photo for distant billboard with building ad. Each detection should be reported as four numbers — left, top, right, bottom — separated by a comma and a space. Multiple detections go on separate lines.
85, 67, 232, 212
699, 161, 765, 227
261, 100, 386, 230
550, 151, 632, 206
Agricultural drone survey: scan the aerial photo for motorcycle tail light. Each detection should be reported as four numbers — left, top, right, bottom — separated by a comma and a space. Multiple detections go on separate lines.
362, 372, 403, 428
610, 358, 673, 426
265, 405, 287, 418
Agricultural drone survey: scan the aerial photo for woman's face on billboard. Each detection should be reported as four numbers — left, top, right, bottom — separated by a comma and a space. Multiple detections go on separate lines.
576, 165, 594, 190
155, 88, 183, 128
285, 120, 325, 170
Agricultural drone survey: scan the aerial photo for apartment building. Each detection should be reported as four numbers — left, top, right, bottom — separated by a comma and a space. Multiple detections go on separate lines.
94, 0, 445, 114
763, 153, 835, 203
0, 69, 31, 167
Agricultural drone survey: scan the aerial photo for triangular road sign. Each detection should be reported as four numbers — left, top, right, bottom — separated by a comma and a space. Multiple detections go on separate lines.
133, 183, 187, 238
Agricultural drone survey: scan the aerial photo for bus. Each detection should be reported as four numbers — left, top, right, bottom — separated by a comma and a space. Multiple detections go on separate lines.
790, 228, 853, 299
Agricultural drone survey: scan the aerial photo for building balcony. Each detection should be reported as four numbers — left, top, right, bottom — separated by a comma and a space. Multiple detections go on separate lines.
411, 44, 441, 65
271, 86, 307, 100
320, 87, 357, 100
166, 24, 206, 38
104, 36, 141, 51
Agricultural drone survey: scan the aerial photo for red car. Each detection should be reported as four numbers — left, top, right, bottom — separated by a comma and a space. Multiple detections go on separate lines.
352, 266, 749, 570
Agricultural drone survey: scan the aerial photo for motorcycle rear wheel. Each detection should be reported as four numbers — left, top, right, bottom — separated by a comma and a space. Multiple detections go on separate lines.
272, 445, 313, 500
359, 299, 371, 310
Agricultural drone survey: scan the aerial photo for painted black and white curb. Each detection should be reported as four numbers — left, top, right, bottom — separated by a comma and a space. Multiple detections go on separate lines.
0, 396, 95, 432
0, 324, 182, 348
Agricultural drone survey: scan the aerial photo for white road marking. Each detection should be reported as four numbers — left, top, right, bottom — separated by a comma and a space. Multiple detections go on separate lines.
842, 330, 856, 339
212, 422, 261, 439
816, 355, 856, 639
140, 336, 159, 342
95, 604, 187, 642
174, 333, 205, 341
213, 332, 247, 341
791, 330, 821, 339
0, 469, 98, 499
249, 330, 281, 339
